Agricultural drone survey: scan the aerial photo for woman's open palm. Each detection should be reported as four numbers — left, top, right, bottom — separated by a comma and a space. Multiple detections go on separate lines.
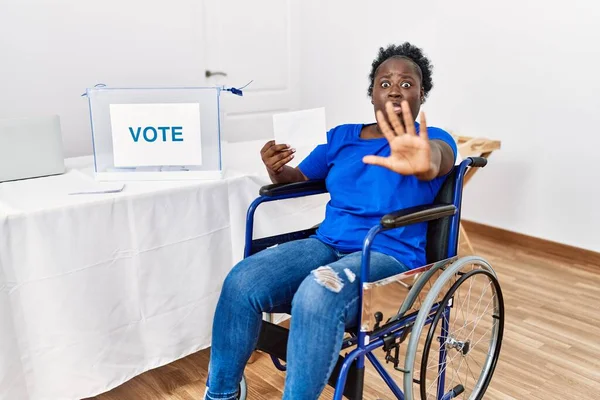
363, 100, 432, 176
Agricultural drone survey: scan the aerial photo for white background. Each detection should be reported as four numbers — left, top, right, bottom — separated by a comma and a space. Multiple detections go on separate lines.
0, 0, 598, 251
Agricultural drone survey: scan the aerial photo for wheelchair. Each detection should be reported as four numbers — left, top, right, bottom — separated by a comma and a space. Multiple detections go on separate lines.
232, 157, 504, 400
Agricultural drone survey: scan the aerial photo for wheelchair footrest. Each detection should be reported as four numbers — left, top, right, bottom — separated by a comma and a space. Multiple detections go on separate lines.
256, 322, 364, 400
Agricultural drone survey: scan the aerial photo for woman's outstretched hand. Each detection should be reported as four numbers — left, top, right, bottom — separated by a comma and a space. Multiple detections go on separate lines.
363, 100, 438, 179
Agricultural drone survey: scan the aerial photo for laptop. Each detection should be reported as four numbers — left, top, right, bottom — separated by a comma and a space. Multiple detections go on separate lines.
0, 115, 66, 182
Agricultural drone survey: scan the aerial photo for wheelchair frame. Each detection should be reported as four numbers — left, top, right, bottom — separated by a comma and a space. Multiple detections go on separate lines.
237, 157, 503, 400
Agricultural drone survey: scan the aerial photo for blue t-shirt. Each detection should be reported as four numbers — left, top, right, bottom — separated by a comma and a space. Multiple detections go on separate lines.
298, 123, 457, 270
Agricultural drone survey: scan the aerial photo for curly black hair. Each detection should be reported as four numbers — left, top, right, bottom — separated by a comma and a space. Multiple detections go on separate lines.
367, 42, 433, 100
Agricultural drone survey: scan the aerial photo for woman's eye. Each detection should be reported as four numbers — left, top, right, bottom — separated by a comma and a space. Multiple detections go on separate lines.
381, 82, 391, 88
401, 82, 411, 88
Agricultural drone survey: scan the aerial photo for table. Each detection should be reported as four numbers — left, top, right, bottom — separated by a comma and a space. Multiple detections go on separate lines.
0, 151, 328, 400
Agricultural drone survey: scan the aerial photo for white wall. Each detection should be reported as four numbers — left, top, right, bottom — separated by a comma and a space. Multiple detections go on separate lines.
298, 0, 600, 252
2, 0, 598, 252
0, 0, 207, 157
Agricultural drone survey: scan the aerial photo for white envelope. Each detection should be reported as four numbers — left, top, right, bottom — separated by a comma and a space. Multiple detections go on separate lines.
273, 108, 327, 167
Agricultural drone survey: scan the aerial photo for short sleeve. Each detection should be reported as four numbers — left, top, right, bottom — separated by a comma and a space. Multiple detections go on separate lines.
425, 127, 459, 194
298, 144, 328, 179
427, 127, 458, 168
297, 128, 335, 180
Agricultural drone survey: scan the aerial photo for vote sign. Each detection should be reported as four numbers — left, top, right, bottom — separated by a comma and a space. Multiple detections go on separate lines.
109, 103, 203, 167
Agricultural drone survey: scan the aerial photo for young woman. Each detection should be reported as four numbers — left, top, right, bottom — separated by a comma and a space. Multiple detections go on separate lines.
206, 42, 457, 400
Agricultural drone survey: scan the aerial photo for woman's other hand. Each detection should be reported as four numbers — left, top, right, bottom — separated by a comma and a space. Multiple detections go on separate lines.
260, 140, 296, 175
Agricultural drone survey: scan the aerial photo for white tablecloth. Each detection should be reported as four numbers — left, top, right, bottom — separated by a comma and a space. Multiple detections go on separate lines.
0, 151, 328, 400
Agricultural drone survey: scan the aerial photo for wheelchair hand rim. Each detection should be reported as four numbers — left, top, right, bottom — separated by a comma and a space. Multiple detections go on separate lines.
419, 268, 504, 400
402, 256, 502, 400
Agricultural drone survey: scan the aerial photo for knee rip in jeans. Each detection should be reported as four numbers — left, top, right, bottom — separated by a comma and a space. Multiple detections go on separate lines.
312, 266, 347, 293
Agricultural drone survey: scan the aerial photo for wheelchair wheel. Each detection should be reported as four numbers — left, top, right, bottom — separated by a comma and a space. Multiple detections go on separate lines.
403, 256, 504, 400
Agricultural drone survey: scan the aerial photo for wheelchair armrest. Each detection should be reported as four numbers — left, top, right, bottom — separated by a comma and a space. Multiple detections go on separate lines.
468, 156, 487, 168
381, 204, 457, 229
259, 179, 327, 197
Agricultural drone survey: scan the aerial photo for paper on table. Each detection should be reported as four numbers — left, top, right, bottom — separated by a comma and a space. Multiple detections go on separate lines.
68, 182, 125, 195
273, 108, 327, 167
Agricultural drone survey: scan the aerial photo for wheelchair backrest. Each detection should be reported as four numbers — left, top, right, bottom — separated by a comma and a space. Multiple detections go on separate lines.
425, 167, 458, 264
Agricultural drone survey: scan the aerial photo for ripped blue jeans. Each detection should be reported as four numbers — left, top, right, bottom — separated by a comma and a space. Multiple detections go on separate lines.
206, 238, 409, 400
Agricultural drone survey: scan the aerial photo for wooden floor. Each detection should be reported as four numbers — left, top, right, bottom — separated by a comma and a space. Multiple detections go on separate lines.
88, 231, 600, 400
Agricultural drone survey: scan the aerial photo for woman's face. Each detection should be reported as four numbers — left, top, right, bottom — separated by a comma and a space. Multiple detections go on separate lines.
371, 57, 424, 126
